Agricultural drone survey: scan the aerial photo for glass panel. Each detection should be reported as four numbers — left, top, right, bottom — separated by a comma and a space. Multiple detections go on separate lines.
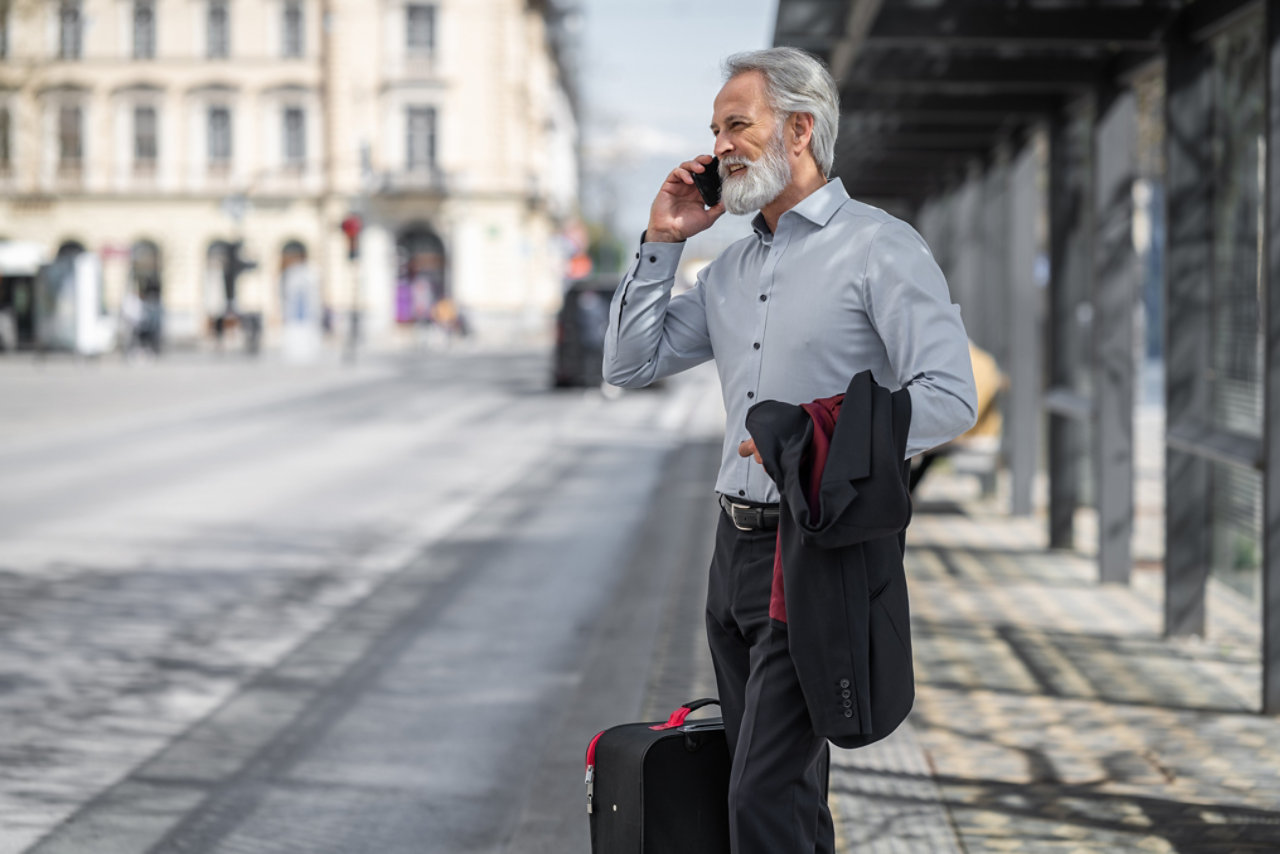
208, 1, 228, 58
1209, 16, 1264, 439
1207, 12, 1263, 602
283, 1, 303, 58
406, 106, 435, 171
0, 107, 9, 169
59, 1, 82, 60
208, 107, 231, 162
283, 107, 305, 164
134, 106, 157, 163
406, 4, 435, 55
58, 105, 82, 165
1210, 462, 1263, 599
134, 1, 155, 59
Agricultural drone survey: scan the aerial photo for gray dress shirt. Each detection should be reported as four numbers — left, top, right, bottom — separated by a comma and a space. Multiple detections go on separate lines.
603, 178, 977, 504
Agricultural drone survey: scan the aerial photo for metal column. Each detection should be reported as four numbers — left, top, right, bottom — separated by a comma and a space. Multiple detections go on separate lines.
1093, 87, 1139, 584
1164, 30, 1215, 637
1264, 0, 1280, 714
1047, 104, 1094, 548
1009, 140, 1042, 518
978, 161, 1012, 367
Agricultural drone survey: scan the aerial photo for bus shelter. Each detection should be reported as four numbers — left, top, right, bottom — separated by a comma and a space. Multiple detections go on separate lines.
773, 0, 1280, 714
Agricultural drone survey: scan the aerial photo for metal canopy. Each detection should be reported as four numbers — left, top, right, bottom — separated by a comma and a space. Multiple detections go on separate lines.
773, 0, 1180, 209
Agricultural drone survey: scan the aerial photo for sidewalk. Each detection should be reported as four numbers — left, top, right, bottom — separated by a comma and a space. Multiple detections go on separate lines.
826, 471, 1277, 853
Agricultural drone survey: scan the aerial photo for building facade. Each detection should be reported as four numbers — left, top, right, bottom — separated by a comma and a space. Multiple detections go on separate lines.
0, 0, 579, 346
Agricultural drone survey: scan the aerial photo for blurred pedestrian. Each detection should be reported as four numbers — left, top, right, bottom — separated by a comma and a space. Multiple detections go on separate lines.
137, 279, 163, 354
280, 253, 321, 363
119, 286, 143, 356
602, 47, 976, 854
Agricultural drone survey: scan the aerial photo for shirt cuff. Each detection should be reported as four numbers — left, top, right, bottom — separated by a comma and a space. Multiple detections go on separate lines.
632, 239, 684, 280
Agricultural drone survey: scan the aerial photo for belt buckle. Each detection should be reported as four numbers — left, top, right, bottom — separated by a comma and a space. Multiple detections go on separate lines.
728, 500, 758, 532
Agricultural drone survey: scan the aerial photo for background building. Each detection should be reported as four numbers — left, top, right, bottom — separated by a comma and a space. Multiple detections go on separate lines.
0, 0, 580, 348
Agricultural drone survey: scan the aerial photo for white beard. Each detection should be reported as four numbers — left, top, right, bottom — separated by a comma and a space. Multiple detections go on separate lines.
719, 128, 792, 216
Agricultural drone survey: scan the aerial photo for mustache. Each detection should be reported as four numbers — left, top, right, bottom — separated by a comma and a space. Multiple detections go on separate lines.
719, 156, 752, 177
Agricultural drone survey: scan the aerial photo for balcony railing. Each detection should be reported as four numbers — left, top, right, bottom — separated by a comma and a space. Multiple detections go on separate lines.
377, 166, 448, 195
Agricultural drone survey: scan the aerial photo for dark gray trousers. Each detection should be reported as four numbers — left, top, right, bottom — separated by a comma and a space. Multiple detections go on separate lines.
706, 510, 835, 854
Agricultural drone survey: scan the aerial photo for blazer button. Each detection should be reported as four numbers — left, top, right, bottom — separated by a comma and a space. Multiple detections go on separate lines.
841, 690, 851, 699
843, 709, 854, 718
842, 699, 852, 708
839, 679, 850, 689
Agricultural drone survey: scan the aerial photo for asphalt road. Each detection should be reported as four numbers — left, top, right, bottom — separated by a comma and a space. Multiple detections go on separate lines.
0, 349, 725, 854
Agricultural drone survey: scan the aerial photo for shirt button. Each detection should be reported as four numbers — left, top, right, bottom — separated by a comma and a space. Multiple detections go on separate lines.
635, 252, 639, 259
759, 294, 767, 302
753, 342, 760, 350
746, 391, 754, 399
738, 490, 746, 496
648, 256, 657, 263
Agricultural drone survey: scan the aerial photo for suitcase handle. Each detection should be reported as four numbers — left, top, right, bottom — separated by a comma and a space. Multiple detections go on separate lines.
585, 698, 720, 815
649, 697, 720, 731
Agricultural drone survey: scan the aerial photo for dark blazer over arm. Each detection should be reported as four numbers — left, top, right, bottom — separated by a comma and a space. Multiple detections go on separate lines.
745, 370, 914, 748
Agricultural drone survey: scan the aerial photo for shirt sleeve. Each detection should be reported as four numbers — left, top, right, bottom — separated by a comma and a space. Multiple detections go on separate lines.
862, 220, 978, 457
602, 239, 714, 387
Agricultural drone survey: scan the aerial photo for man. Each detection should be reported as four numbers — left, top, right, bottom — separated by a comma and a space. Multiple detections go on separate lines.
603, 48, 977, 853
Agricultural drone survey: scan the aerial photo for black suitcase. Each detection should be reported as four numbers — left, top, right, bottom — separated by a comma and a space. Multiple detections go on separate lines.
584, 698, 731, 854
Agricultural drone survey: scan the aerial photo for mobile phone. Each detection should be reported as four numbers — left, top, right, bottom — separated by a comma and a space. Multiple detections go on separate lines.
692, 157, 722, 208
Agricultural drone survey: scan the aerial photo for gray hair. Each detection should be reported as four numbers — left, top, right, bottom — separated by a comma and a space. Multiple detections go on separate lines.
723, 47, 840, 177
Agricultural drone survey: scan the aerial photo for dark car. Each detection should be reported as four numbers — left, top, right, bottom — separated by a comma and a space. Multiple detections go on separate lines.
552, 274, 619, 388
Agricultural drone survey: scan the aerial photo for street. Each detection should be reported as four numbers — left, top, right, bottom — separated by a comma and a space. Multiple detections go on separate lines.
0, 350, 725, 853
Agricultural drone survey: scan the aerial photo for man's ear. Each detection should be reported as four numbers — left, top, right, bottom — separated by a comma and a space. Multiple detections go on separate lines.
789, 112, 815, 157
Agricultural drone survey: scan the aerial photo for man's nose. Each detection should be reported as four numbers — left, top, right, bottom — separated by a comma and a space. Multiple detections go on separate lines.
713, 133, 732, 158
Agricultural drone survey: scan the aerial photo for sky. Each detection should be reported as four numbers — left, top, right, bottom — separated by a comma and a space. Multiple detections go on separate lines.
575, 0, 779, 262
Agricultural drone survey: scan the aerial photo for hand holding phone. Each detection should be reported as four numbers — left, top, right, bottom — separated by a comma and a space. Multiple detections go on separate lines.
692, 157, 722, 208
647, 156, 724, 243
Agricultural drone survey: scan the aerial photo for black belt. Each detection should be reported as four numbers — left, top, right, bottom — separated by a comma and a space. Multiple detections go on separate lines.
718, 495, 781, 531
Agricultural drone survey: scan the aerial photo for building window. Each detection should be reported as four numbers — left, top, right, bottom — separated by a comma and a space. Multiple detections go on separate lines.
406, 106, 436, 172
282, 1, 303, 58
59, 1, 83, 60
207, 0, 229, 59
134, 105, 157, 170
283, 106, 305, 166
133, 1, 156, 59
0, 106, 10, 172
208, 106, 231, 168
58, 104, 83, 171
406, 4, 435, 57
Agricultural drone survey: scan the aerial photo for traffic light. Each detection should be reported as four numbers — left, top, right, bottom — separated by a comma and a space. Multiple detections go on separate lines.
222, 240, 258, 303
341, 214, 362, 260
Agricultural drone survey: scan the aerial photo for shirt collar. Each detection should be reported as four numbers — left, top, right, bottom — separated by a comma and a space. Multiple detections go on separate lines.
751, 178, 850, 239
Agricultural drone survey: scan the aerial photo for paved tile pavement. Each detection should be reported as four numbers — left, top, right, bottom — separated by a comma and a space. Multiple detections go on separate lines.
826, 467, 1278, 853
